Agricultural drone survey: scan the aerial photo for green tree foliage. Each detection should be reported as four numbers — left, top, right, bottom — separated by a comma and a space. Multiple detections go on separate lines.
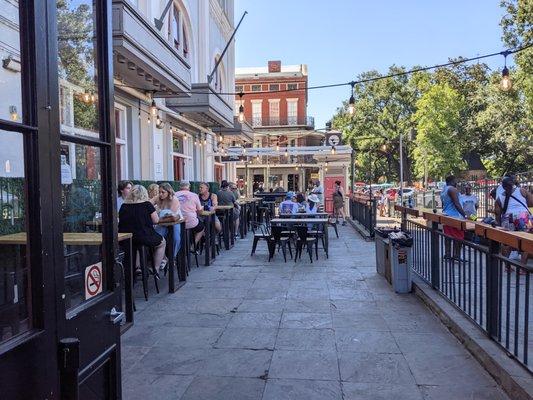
332, 66, 422, 183
412, 84, 465, 178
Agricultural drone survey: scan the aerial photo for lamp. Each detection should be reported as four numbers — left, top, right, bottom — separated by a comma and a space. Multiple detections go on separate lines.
238, 92, 245, 122
150, 99, 157, 116
500, 51, 512, 92
331, 146, 336, 155
9, 106, 17, 121
348, 81, 355, 115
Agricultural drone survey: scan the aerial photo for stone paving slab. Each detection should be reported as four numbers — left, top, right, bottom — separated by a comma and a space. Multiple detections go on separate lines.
122, 224, 509, 399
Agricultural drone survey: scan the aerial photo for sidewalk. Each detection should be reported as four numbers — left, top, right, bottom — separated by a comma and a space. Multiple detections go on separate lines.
121, 224, 509, 400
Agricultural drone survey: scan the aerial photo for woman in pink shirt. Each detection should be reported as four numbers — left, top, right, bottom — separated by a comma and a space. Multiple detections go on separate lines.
175, 181, 204, 245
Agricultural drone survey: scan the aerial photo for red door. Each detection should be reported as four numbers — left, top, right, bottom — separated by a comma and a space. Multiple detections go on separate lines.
324, 176, 345, 213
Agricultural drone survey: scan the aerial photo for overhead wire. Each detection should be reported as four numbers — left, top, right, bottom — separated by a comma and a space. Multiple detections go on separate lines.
114, 43, 532, 97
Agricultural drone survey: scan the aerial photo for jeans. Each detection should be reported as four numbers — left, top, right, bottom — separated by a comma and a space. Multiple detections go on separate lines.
154, 224, 181, 257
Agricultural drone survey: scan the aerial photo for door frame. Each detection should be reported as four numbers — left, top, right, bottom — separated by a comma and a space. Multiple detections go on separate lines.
0, 1, 122, 398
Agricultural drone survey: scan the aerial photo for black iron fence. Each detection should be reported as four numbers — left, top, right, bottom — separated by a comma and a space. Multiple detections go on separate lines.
401, 210, 532, 372
349, 197, 376, 237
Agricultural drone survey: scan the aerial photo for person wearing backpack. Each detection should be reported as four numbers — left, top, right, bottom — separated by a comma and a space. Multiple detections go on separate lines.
495, 176, 533, 266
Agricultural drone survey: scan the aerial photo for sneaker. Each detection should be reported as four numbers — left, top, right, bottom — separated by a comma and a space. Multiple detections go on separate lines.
159, 257, 168, 273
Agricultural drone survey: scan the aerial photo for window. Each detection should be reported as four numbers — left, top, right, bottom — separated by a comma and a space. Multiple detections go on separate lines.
169, 5, 180, 49
114, 107, 127, 180
269, 100, 280, 125
251, 84, 261, 92
235, 85, 243, 93
269, 84, 279, 92
287, 100, 298, 125
213, 57, 224, 93
287, 83, 298, 91
252, 102, 262, 127
167, 2, 189, 59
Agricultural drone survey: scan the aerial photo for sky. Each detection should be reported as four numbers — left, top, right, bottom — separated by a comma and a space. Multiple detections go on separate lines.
234, 0, 510, 130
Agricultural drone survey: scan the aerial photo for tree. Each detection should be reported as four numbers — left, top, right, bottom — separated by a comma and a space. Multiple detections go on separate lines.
475, 72, 533, 176
412, 83, 465, 179
332, 66, 422, 183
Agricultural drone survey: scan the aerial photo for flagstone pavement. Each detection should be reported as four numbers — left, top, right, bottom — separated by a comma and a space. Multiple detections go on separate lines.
122, 224, 509, 400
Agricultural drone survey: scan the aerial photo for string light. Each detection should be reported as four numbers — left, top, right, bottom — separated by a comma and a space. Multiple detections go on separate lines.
9, 106, 17, 121
348, 81, 355, 115
284, 148, 289, 157
238, 92, 245, 122
150, 99, 157, 116
331, 146, 336, 155
82, 90, 91, 103
203, 135, 207, 146
500, 51, 512, 92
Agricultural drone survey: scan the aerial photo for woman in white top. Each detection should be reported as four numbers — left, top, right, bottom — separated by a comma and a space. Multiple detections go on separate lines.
495, 176, 532, 266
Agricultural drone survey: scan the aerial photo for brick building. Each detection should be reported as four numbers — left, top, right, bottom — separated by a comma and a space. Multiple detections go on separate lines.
235, 61, 324, 192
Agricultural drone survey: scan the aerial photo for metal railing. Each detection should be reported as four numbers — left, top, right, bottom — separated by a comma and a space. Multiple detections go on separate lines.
251, 116, 314, 129
349, 197, 376, 237
399, 208, 532, 371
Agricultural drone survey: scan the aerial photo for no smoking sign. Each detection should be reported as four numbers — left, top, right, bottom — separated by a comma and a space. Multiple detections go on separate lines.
85, 263, 103, 300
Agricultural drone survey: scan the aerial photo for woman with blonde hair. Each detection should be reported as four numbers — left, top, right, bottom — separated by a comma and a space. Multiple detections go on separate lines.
119, 185, 167, 274
147, 183, 160, 204
154, 182, 183, 259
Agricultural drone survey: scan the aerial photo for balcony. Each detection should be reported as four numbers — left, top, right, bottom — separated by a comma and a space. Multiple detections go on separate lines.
112, 0, 191, 96
251, 116, 315, 129
166, 83, 234, 128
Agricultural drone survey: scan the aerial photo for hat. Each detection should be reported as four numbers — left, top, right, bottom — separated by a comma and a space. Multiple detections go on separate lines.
307, 194, 320, 203
285, 191, 295, 200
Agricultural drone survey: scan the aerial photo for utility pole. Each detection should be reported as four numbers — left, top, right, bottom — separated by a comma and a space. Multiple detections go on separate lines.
399, 131, 404, 206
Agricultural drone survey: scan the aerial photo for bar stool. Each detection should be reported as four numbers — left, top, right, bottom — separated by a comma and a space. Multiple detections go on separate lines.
186, 229, 200, 269
132, 243, 160, 301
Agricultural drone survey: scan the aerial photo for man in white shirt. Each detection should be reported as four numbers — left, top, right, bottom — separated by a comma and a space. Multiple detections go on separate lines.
460, 185, 479, 218
311, 180, 324, 204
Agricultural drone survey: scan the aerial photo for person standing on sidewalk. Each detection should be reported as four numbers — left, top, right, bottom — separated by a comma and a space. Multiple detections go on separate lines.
440, 175, 467, 260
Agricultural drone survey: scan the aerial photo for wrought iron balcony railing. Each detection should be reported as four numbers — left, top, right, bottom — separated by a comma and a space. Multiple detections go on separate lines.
251, 116, 314, 129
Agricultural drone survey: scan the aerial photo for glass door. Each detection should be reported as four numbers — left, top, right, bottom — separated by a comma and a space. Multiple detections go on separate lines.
54, 0, 122, 398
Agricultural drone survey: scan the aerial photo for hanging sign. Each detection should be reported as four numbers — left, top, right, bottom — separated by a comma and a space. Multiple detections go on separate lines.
326, 132, 342, 146
220, 155, 246, 163
85, 263, 103, 299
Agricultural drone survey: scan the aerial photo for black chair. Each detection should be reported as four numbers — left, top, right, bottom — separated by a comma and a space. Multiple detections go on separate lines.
132, 243, 159, 301
268, 225, 292, 263
250, 222, 270, 256
294, 226, 314, 263
187, 229, 200, 269
307, 221, 327, 260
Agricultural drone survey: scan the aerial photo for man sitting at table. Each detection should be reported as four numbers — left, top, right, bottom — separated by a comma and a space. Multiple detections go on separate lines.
279, 192, 298, 215
175, 181, 204, 246
217, 180, 240, 240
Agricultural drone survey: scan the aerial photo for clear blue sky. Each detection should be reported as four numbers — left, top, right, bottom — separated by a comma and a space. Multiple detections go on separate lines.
234, 0, 509, 130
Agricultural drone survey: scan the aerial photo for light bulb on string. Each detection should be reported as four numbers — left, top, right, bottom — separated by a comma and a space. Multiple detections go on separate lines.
82, 90, 91, 103
203, 136, 207, 146
284, 148, 289, 158
331, 146, 336, 155
90, 92, 96, 104
500, 51, 512, 92
348, 81, 355, 115
147, 115, 151, 124
238, 92, 245, 122
150, 99, 157, 116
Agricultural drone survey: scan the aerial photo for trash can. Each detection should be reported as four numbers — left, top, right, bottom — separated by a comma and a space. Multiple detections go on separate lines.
374, 228, 398, 280
389, 232, 413, 293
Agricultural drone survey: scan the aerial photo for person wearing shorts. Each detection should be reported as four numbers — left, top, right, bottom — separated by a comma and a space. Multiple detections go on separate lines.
440, 176, 467, 260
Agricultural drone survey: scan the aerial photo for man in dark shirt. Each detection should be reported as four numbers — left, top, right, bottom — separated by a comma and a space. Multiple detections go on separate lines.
217, 180, 240, 239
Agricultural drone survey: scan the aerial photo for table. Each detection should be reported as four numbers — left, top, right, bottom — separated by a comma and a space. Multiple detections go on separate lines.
270, 218, 329, 257
199, 210, 217, 266
0, 232, 135, 326
157, 218, 187, 292
216, 205, 234, 250
279, 213, 330, 218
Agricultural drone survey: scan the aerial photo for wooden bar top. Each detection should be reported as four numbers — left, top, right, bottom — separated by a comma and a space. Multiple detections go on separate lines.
0, 232, 132, 245
403, 206, 532, 253
215, 205, 234, 210
271, 218, 328, 224
157, 217, 185, 227
199, 210, 215, 216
